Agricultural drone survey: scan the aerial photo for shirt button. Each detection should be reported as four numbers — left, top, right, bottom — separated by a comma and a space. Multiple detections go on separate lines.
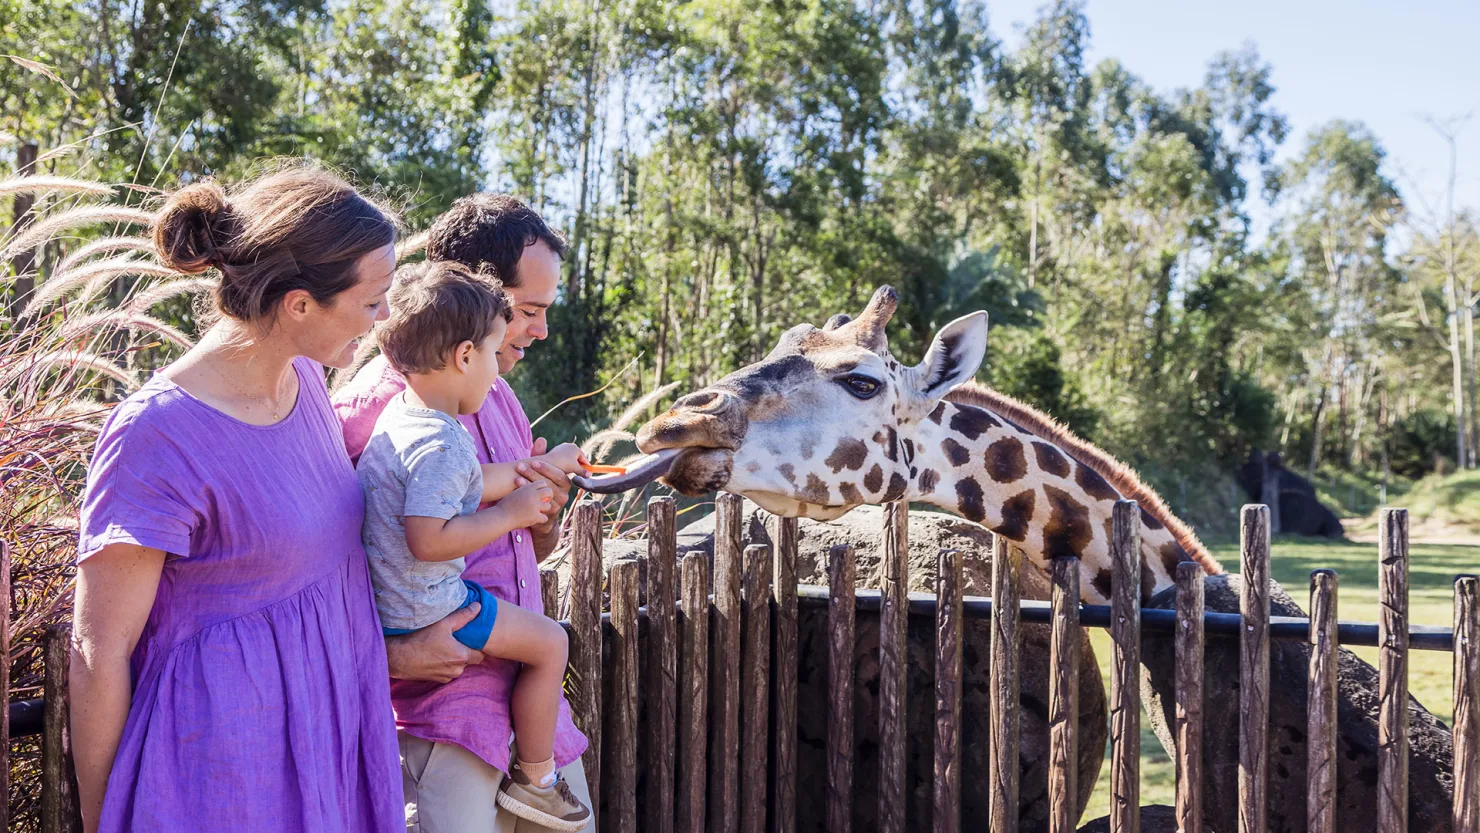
520, 579, 527, 588
515, 534, 522, 543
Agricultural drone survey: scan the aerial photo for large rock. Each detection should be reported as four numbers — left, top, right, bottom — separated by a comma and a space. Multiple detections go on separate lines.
1139, 573, 1454, 833
667, 502, 1108, 832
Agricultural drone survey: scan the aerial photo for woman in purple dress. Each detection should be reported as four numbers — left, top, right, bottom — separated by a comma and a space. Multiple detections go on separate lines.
71, 165, 403, 833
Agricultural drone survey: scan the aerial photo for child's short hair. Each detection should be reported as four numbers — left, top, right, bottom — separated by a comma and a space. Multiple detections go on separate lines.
379, 261, 512, 375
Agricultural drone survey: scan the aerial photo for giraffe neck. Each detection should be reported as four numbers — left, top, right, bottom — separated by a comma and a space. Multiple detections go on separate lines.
903, 399, 1198, 604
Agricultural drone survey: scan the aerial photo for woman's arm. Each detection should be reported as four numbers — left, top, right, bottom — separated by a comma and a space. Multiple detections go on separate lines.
70, 543, 166, 833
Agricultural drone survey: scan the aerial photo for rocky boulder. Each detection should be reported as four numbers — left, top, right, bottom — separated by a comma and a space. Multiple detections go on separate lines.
1139, 573, 1454, 833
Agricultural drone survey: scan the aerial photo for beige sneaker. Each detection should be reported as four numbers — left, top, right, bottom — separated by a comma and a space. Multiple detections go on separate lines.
496, 766, 592, 832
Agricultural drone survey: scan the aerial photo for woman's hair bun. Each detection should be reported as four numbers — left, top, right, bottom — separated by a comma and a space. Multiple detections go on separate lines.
152, 180, 237, 275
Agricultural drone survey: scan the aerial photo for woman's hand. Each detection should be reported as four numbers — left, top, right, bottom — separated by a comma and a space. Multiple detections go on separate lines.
384, 604, 486, 683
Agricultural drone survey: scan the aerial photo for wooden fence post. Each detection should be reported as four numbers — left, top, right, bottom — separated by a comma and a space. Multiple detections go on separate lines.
710, 493, 743, 833
1378, 509, 1410, 833
1110, 500, 1141, 833
677, 554, 710, 833
1455, 575, 1478, 833
540, 567, 560, 621
827, 544, 856, 833
990, 534, 1022, 833
41, 625, 80, 833
880, 502, 909, 833
1239, 504, 1271, 833
934, 548, 963, 833
607, 560, 640, 833
1308, 570, 1339, 833
647, 497, 678, 833
1049, 557, 1080, 833
1175, 561, 1205, 833
740, 544, 773, 833
570, 499, 604, 831
772, 516, 799, 833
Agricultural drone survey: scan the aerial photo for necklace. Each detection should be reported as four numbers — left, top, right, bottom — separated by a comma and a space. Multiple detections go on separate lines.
206, 357, 290, 422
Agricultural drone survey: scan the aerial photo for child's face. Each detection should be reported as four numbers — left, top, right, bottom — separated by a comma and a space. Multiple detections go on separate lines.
455, 317, 508, 415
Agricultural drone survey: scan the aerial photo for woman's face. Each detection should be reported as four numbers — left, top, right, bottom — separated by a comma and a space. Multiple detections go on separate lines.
288, 244, 396, 369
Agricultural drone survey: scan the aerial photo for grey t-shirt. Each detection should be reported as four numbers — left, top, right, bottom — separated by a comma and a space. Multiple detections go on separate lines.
356, 393, 485, 631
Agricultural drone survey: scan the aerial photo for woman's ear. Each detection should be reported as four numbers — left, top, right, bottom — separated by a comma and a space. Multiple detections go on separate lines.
281, 288, 315, 322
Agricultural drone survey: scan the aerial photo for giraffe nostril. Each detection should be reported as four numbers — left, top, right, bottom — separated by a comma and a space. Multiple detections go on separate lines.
676, 390, 724, 412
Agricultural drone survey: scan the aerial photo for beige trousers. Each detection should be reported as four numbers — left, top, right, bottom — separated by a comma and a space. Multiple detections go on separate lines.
399, 730, 594, 833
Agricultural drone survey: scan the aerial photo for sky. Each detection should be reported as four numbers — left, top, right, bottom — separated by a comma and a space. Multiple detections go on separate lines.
986, 0, 1480, 223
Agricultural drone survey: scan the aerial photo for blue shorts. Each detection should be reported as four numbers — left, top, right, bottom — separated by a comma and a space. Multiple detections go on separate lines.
382, 580, 499, 652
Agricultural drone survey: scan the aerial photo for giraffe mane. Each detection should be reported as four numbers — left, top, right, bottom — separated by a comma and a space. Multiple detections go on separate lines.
943, 382, 1224, 575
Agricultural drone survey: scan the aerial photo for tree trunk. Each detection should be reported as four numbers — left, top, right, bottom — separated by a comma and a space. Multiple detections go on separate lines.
1466, 300, 1477, 468
1308, 383, 1328, 482
7, 142, 39, 317
1445, 249, 1469, 468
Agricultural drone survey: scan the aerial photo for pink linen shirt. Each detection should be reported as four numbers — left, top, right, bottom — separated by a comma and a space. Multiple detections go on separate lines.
333, 354, 588, 774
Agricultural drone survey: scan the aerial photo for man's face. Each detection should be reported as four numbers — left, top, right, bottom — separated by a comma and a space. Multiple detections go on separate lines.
497, 242, 561, 373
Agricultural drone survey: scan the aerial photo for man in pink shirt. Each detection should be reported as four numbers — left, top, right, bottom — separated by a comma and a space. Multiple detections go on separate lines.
334, 194, 589, 833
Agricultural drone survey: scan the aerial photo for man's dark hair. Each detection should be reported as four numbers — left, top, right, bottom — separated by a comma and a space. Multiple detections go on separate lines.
425, 193, 567, 288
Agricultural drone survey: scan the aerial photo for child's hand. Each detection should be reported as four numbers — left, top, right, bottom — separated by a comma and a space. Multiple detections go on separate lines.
501, 480, 554, 528
538, 442, 588, 476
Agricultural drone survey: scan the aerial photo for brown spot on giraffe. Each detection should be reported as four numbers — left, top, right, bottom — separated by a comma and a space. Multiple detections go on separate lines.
942, 438, 971, 467
1140, 505, 1164, 530
1075, 463, 1119, 501
984, 437, 1027, 483
928, 402, 947, 424
956, 478, 986, 522
883, 426, 899, 462
997, 489, 1036, 541
1042, 484, 1093, 559
883, 472, 908, 502
917, 468, 940, 494
779, 463, 796, 485
1093, 569, 1114, 600
864, 464, 884, 494
824, 438, 869, 473
949, 406, 1000, 440
802, 473, 830, 505
902, 438, 915, 465
838, 481, 863, 504
1141, 561, 1157, 601
1033, 442, 1071, 478
1160, 540, 1189, 576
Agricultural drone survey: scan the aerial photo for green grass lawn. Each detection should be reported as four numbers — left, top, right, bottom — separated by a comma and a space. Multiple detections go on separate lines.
1079, 534, 1477, 821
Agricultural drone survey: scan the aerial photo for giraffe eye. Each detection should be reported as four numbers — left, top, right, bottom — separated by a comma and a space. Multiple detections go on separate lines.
841, 375, 882, 399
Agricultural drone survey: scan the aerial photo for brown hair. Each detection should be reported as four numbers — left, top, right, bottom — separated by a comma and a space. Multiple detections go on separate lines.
152, 162, 398, 324
378, 261, 513, 375
424, 193, 566, 288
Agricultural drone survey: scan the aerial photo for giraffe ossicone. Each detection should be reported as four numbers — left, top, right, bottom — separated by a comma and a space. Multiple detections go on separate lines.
581, 284, 1223, 602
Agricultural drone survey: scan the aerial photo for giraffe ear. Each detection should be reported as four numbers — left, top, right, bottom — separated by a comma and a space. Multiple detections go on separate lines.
914, 311, 988, 399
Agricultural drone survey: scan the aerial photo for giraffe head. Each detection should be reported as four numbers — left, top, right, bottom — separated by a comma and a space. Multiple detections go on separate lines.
626, 285, 988, 519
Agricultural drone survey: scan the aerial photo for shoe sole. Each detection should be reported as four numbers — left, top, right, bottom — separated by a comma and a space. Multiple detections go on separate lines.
495, 788, 589, 832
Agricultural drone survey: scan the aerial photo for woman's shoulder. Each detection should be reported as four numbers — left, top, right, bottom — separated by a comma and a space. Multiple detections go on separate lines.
100, 375, 194, 439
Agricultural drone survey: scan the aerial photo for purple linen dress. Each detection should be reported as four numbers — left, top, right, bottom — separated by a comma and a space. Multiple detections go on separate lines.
77, 357, 402, 833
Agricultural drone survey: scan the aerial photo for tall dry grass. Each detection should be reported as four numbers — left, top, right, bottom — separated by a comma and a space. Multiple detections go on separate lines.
2, 172, 202, 827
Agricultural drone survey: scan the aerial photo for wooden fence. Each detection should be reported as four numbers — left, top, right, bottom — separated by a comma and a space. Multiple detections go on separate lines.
7, 497, 1480, 833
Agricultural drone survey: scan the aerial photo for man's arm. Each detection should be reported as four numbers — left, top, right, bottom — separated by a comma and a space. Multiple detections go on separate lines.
385, 603, 485, 682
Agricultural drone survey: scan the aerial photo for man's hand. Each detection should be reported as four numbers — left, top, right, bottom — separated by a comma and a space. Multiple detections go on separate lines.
522, 437, 573, 558
385, 604, 485, 683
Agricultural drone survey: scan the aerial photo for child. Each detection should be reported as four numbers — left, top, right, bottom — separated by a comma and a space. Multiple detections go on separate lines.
356, 261, 591, 831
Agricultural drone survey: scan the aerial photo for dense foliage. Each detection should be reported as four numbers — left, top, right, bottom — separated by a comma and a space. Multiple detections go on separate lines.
4, 0, 1478, 518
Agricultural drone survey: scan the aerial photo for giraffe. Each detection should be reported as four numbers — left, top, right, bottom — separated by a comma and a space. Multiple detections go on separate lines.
578, 285, 1224, 602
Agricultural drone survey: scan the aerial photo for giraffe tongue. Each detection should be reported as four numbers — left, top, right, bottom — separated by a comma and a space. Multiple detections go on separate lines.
570, 448, 685, 494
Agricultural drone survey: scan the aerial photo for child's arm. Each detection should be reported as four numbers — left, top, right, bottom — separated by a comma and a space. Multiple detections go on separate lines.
405, 480, 553, 562
479, 442, 588, 503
